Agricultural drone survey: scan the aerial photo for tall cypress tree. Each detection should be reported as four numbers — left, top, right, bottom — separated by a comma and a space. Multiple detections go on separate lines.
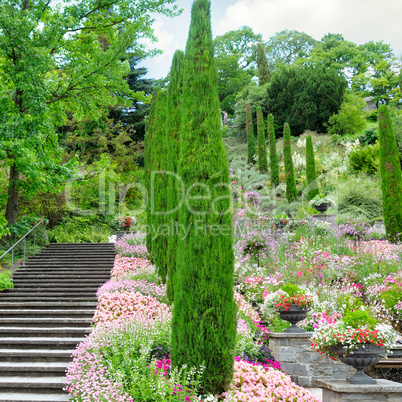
172, 0, 236, 394
246, 102, 256, 164
257, 106, 268, 173
283, 123, 297, 202
378, 105, 402, 243
166, 50, 185, 303
144, 89, 159, 260
150, 89, 169, 281
256, 42, 269, 86
268, 113, 279, 187
305, 134, 319, 201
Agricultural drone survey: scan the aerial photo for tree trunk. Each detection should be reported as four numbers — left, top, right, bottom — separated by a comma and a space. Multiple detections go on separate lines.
5, 163, 20, 225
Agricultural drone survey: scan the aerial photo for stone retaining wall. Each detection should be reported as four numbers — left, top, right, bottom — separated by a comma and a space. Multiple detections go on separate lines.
267, 332, 354, 387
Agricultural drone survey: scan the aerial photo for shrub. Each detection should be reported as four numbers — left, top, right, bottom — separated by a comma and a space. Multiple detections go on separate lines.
268, 114, 279, 188
378, 105, 402, 243
305, 134, 319, 200
337, 175, 383, 220
359, 127, 379, 146
256, 106, 268, 173
348, 142, 380, 175
0, 271, 13, 292
283, 123, 297, 202
326, 93, 367, 135
246, 103, 256, 164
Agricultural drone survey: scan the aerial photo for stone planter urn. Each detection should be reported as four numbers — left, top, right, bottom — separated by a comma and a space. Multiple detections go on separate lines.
278, 304, 309, 333
314, 202, 330, 214
331, 343, 385, 384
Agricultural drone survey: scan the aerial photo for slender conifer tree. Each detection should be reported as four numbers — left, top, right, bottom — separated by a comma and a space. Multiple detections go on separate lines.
257, 106, 268, 173
256, 42, 269, 86
172, 0, 236, 394
267, 113, 279, 187
305, 134, 319, 201
378, 105, 402, 243
144, 89, 159, 260
246, 102, 256, 164
283, 123, 297, 202
150, 89, 169, 281
166, 50, 185, 303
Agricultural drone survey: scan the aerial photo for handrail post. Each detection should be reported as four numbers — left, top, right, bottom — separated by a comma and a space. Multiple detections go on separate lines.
23, 237, 26, 266
33, 227, 37, 254
11, 248, 14, 280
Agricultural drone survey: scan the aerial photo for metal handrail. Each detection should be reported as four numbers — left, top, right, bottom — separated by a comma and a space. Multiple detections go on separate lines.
0, 220, 44, 279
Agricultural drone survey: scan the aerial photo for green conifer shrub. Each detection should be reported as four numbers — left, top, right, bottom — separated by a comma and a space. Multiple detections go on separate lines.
305, 134, 319, 200
378, 105, 402, 242
166, 50, 185, 303
246, 102, 256, 164
144, 89, 159, 260
171, 0, 236, 394
257, 106, 268, 173
283, 123, 297, 202
256, 42, 269, 86
268, 113, 279, 187
150, 89, 169, 281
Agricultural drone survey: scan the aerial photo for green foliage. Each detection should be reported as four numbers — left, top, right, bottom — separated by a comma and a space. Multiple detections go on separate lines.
267, 114, 279, 188
283, 124, 297, 202
150, 90, 169, 282
359, 127, 379, 146
326, 93, 367, 135
266, 29, 316, 67
46, 215, 110, 243
342, 310, 377, 329
337, 175, 383, 220
378, 105, 402, 243
348, 143, 380, 175
0, 271, 13, 292
232, 83, 269, 138
267, 65, 347, 136
0, 0, 178, 224
0, 215, 10, 241
166, 50, 185, 303
381, 286, 402, 313
214, 26, 261, 115
246, 103, 256, 164
172, 0, 236, 394
281, 283, 305, 297
256, 42, 269, 86
305, 134, 319, 200
256, 107, 267, 173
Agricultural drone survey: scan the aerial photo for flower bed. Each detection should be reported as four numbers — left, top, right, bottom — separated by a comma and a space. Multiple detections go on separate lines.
65, 236, 320, 401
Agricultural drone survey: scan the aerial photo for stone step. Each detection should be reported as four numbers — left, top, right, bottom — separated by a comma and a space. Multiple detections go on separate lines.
0, 318, 92, 328
0, 337, 84, 350
0, 297, 97, 302
13, 275, 110, 280
0, 362, 68, 376
0, 302, 97, 310
4, 288, 100, 293
0, 310, 94, 318
0, 349, 73, 363
0, 327, 91, 337
0, 392, 69, 401
12, 282, 106, 288
0, 376, 65, 393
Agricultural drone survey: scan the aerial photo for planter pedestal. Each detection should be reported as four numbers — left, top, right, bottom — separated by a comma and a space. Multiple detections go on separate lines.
115, 231, 132, 240
316, 379, 402, 402
267, 332, 354, 388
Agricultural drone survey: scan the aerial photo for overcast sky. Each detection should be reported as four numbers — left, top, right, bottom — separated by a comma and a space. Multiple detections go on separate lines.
140, 0, 402, 79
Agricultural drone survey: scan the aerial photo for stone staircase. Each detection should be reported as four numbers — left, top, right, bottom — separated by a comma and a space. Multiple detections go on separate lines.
0, 243, 115, 401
